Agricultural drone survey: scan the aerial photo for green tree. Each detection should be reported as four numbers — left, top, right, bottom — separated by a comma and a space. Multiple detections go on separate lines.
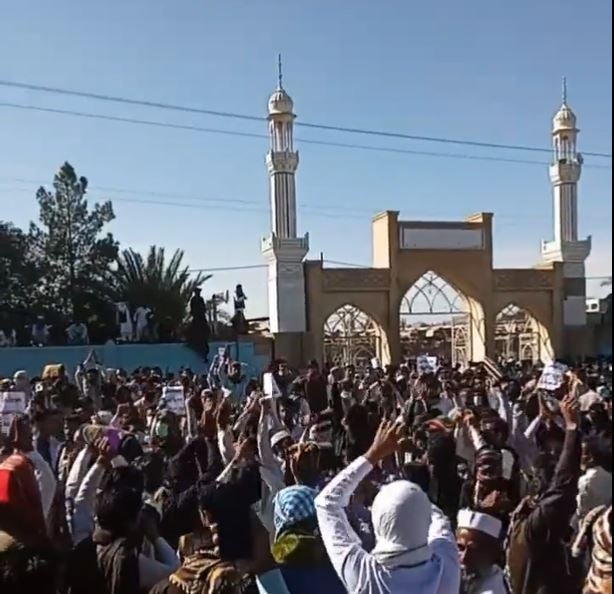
0, 221, 41, 327
115, 246, 210, 331
29, 162, 118, 320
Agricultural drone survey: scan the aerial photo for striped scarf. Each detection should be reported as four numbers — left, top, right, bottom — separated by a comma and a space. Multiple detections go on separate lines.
169, 549, 250, 594
584, 506, 612, 594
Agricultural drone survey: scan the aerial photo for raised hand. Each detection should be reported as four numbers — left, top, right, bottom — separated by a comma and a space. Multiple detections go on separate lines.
560, 393, 580, 430
365, 419, 406, 465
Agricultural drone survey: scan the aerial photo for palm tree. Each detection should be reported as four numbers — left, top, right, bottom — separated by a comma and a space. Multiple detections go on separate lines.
115, 246, 210, 332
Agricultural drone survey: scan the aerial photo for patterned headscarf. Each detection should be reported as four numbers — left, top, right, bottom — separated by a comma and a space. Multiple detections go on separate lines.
585, 506, 612, 594
169, 549, 249, 594
273, 485, 317, 538
0, 454, 47, 548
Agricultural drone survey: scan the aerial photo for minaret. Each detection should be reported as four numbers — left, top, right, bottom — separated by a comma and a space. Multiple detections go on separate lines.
261, 56, 309, 334
542, 78, 592, 326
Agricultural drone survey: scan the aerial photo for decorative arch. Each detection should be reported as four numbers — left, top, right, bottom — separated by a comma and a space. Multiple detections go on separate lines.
495, 303, 554, 363
401, 270, 469, 315
323, 304, 389, 368
399, 270, 485, 366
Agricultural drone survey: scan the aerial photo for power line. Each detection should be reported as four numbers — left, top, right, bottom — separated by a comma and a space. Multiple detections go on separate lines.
0, 184, 608, 278
188, 264, 266, 273
1, 179, 610, 225
324, 259, 612, 281
0, 185, 371, 220
1, 101, 610, 171
0, 79, 611, 159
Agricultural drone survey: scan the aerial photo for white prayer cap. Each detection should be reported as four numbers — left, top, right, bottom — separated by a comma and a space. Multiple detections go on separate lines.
270, 429, 292, 449
91, 410, 113, 426
457, 509, 502, 540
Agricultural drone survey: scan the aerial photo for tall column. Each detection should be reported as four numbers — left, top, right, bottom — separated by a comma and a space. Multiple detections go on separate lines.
261, 59, 309, 336
542, 80, 591, 342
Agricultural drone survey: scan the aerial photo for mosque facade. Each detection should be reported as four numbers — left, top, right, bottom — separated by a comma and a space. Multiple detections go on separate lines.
261, 71, 595, 367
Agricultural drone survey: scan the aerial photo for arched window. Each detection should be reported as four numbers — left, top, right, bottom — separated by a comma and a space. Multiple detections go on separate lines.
400, 271, 480, 366
400, 271, 468, 315
323, 304, 386, 368
495, 304, 541, 363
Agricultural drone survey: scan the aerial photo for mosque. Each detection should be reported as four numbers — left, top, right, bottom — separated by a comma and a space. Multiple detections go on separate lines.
260, 69, 600, 368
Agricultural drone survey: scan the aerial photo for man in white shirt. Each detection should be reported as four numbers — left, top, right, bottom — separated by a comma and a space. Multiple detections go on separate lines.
134, 305, 152, 342
316, 420, 460, 594
577, 436, 613, 521
456, 509, 509, 594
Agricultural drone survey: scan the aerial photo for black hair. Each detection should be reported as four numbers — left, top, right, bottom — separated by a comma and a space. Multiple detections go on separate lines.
100, 464, 145, 495
585, 434, 613, 472
198, 465, 261, 560
95, 486, 142, 537
0, 547, 58, 594
134, 452, 165, 494
32, 410, 52, 425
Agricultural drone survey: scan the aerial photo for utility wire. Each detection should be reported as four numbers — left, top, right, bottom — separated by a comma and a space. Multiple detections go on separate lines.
188, 264, 266, 273
0, 79, 611, 159
1, 101, 610, 171
323, 259, 612, 281
0, 180, 610, 224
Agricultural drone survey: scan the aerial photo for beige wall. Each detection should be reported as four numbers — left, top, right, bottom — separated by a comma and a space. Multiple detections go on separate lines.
297, 211, 579, 365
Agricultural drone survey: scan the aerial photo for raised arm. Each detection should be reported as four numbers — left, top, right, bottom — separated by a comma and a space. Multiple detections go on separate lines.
315, 420, 404, 593
525, 395, 583, 543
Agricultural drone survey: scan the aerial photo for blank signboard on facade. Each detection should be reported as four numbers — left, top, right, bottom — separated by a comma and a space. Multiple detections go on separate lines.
399, 226, 484, 250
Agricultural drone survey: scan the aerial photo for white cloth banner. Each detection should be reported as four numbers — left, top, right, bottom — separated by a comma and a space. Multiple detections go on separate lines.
537, 362, 568, 391
162, 386, 186, 416
0, 391, 26, 436
263, 372, 282, 399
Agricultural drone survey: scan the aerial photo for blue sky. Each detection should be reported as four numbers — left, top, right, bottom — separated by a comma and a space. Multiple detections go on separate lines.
0, 0, 611, 318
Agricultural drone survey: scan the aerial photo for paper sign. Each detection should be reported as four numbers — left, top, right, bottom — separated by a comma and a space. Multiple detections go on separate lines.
162, 386, 186, 416
537, 362, 568, 391
263, 373, 282, 399
0, 392, 26, 436
417, 355, 438, 374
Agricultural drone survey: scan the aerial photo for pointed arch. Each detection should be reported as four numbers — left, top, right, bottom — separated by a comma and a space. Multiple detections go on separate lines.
495, 303, 554, 363
400, 270, 469, 315
400, 270, 485, 366
323, 304, 389, 368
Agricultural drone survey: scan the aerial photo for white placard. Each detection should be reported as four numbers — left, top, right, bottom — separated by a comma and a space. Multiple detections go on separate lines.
162, 386, 186, 415
263, 373, 282, 399
417, 355, 438, 374
0, 392, 26, 436
537, 362, 568, 391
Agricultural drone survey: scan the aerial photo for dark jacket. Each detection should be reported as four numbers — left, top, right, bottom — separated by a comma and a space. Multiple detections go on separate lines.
65, 530, 139, 594
280, 565, 346, 594
507, 429, 583, 594
305, 374, 328, 415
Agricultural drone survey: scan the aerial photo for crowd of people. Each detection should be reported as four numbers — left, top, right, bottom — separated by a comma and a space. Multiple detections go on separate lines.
0, 353, 612, 594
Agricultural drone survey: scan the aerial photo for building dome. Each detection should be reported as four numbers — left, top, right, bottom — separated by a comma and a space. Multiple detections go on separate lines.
268, 87, 294, 116
553, 102, 577, 131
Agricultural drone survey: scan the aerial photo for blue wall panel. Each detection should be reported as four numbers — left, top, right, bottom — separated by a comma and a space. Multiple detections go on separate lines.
0, 341, 269, 379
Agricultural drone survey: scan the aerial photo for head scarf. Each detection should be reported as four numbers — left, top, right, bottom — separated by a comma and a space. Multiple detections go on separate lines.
169, 549, 249, 594
0, 454, 47, 548
371, 480, 433, 569
575, 506, 613, 594
273, 485, 317, 538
